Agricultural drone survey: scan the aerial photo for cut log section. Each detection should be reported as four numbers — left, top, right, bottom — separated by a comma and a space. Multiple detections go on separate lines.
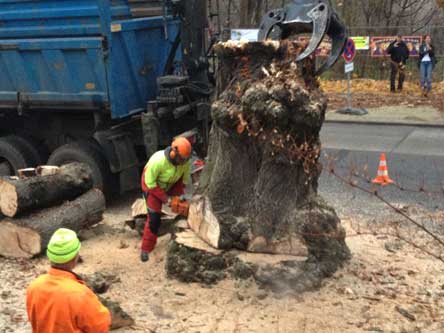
99, 297, 135, 330
82, 271, 121, 295
17, 168, 37, 179
0, 189, 105, 258
127, 198, 182, 236
131, 198, 178, 219
167, 230, 325, 292
36, 165, 60, 176
131, 198, 147, 218
166, 230, 227, 285
0, 162, 93, 217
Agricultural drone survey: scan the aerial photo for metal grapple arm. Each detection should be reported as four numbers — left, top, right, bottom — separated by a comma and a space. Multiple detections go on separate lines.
258, 0, 348, 75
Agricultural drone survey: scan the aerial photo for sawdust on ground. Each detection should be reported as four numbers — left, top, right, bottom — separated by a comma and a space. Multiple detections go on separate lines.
1, 193, 444, 333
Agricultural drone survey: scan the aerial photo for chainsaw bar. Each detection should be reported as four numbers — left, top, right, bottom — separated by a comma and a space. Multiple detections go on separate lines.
258, 0, 348, 75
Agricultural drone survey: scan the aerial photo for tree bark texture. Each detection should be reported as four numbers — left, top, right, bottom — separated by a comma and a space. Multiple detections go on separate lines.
166, 230, 228, 285
0, 162, 93, 217
188, 41, 350, 269
0, 189, 105, 258
99, 297, 135, 331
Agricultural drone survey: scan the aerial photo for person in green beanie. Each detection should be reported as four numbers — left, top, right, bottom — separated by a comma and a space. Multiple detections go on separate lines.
26, 228, 111, 333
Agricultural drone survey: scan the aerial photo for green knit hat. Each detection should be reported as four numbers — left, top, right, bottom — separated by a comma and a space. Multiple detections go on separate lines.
46, 228, 81, 264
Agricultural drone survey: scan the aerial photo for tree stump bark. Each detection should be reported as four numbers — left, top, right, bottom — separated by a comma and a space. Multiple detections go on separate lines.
0, 162, 93, 217
170, 41, 350, 289
99, 297, 135, 331
0, 189, 105, 258
166, 230, 228, 285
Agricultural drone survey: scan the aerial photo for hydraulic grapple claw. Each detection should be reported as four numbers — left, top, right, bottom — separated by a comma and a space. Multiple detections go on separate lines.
258, 0, 348, 75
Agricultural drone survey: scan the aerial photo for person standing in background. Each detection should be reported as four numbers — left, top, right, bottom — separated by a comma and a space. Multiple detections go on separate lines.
386, 35, 410, 93
418, 35, 437, 97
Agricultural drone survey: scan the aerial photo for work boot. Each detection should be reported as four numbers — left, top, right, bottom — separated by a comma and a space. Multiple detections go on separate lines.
140, 251, 149, 262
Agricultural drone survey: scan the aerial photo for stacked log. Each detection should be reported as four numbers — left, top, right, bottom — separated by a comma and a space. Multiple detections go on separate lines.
0, 163, 106, 259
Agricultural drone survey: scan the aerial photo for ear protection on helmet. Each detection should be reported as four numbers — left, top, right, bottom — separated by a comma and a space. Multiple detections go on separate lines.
170, 146, 179, 159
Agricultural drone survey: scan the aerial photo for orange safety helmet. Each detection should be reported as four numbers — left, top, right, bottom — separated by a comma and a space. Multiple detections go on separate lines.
170, 137, 192, 160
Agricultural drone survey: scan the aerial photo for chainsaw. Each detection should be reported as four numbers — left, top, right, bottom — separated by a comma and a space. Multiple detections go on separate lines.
169, 196, 190, 217
258, 0, 348, 75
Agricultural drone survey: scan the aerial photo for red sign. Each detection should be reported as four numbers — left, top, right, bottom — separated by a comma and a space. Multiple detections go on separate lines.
343, 38, 356, 62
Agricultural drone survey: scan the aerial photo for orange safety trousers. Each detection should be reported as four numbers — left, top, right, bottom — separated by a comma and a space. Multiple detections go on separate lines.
141, 176, 185, 253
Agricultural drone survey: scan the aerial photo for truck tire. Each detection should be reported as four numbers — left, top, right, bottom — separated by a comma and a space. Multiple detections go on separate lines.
47, 141, 114, 196
0, 137, 33, 175
0, 162, 12, 176
4, 135, 43, 166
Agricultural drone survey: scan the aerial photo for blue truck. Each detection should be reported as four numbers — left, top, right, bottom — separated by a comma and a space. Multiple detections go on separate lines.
0, 0, 212, 195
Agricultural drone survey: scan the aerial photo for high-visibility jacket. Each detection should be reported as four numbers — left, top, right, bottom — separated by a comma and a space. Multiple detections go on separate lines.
26, 268, 111, 333
141, 150, 191, 202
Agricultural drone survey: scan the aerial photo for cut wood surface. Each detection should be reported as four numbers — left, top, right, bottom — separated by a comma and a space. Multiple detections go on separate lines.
131, 198, 147, 218
175, 229, 221, 255
0, 162, 93, 217
0, 189, 105, 259
131, 198, 178, 219
188, 194, 309, 256
36, 165, 60, 176
17, 168, 37, 179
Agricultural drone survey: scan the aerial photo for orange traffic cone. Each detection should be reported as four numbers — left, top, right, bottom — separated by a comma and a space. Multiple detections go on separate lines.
372, 153, 394, 186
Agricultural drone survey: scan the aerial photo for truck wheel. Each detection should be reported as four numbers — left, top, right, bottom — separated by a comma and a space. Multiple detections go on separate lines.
47, 141, 114, 196
0, 161, 12, 176
0, 137, 33, 175
4, 135, 43, 166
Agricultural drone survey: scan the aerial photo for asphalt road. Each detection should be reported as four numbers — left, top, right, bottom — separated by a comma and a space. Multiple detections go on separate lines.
318, 123, 444, 220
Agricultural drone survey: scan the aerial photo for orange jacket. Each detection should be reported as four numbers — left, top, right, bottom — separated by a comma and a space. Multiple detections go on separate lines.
26, 268, 111, 333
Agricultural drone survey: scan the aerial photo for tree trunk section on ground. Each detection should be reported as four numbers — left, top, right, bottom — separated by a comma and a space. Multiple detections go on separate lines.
99, 297, 135, 331
0, 162, 92, 217
17, 168, 37, 179
167, 230, 327, 292
176, 41, 350, 288
166, 230, 228, 285
0, 189, 105, 258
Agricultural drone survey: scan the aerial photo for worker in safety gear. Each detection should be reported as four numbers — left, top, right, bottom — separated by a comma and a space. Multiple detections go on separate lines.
26, 228, 111, 333
140, 137, 192, 262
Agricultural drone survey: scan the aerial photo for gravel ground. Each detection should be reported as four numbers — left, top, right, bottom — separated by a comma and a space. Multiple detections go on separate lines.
1, 156, 443, 333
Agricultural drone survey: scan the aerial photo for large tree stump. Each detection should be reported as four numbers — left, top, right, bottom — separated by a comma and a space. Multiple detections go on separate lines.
0, 163, 93, 217
170, 41, 350, 289
0, 189, 105, 258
